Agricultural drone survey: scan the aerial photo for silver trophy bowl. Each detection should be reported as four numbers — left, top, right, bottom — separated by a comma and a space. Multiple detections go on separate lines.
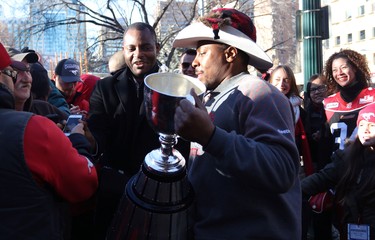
143, 72, 206, 174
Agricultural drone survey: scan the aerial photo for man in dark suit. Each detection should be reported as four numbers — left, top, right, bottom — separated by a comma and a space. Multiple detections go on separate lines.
88, 22, 189, 239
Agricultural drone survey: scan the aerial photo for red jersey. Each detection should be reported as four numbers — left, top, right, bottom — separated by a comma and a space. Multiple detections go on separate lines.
323, 87, 375, 150
24, 115, 98, 202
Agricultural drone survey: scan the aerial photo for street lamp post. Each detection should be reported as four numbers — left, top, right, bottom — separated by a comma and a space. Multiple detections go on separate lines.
302, 0, 323, 90
300, 0, 329, 90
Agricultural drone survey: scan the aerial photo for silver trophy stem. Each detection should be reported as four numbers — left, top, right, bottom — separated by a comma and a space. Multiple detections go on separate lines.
159, 134, 177, 156
144, 133, 185, 174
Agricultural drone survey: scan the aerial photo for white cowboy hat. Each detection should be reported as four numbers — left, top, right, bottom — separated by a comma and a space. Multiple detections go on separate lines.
173, 22, 273, 70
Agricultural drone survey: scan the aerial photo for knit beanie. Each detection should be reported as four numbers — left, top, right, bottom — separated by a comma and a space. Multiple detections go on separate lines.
357, 103, 375, 126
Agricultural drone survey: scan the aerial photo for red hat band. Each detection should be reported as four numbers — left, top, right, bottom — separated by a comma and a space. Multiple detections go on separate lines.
202, 8, 257, 42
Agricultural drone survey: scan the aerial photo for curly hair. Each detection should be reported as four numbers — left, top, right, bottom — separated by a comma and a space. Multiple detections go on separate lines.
323, 49, 371, 95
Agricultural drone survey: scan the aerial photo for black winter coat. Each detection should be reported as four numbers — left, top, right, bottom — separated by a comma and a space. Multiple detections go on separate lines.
301, 148, 375, 239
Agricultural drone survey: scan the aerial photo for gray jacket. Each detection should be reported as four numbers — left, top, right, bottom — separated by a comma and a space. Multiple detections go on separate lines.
189, 72, 301, 239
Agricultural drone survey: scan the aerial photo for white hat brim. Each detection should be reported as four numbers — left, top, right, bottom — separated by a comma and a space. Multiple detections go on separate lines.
173, 22, 273, 70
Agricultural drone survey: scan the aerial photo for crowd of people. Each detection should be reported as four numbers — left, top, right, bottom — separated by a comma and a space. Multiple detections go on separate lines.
1, 6, 375, 240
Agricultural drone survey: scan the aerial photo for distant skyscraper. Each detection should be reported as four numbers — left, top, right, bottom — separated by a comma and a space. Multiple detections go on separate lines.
28, 0, 87, 71
253, 0, 299, 71
97, 18, 126, 62
156, 0, 198, 38
155, 0, 198, 69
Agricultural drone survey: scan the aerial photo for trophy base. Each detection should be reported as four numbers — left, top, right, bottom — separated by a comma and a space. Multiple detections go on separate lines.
107, 161, 194, 240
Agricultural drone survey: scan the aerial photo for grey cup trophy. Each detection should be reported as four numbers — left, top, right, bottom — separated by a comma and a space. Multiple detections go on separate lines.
143, 72, 206, 173
108, 72, 206, 240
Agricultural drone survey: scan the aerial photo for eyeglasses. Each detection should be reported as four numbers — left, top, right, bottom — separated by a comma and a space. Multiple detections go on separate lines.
310, 85, 327, 93
1, 69, 18, 83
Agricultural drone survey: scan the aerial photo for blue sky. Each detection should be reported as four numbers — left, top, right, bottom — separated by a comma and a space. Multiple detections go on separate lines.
0, 0, 155, 22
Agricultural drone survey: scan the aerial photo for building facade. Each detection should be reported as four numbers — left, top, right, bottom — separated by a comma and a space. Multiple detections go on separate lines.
0, 18, 30, 49
322, 0, 375, 81
155, 0, 199, 69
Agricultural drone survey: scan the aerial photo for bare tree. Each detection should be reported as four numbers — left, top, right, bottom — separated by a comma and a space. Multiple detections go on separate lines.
16, 0, 201, 72
0, 22, 14, 46
0, 0, 298, 73
253, 0, 299, 72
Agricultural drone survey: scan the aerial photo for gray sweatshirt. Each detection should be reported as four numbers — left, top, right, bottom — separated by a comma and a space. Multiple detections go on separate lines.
188, 72, 301, 240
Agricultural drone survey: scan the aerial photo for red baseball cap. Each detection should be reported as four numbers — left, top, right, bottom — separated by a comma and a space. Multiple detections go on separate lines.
0, 42, 11, 69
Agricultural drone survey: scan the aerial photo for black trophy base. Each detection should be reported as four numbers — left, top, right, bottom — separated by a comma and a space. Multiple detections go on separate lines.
107, 164, 194, 240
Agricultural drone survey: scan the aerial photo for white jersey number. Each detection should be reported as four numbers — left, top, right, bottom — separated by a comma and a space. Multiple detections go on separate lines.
330, 122, 347, 150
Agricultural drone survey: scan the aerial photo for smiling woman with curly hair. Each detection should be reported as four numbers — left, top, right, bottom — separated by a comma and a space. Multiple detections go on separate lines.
322, 49, 375, 152
324, 49, 372, 95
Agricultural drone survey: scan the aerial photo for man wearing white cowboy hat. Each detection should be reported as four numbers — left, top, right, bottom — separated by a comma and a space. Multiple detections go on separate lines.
173, 8, 301, 239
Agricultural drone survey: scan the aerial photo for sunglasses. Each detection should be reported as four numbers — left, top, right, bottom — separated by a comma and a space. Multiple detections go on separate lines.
1, 69, 18, 83
181, 62, 193, 69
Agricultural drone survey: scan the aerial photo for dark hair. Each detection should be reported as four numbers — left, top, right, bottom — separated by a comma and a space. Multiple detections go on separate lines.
270, 65, 299, 98
181, 48, 196, 57
305, 73, 327, 96
309, 73, 321, 82
335, 138, 375, 207
303, 73, 327, 104
302, 73, 328, 133
124, 22, 158, 44
30, 62, 51, 100
324, 49, 371, 95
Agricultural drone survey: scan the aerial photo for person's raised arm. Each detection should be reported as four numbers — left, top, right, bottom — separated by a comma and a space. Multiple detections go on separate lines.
24, 115, 98, 203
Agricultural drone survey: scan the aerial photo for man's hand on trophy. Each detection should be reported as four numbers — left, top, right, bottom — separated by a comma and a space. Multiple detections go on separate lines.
174, 88, 215, 146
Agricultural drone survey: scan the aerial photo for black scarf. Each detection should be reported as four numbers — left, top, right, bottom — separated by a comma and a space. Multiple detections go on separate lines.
339, 80, 366, 103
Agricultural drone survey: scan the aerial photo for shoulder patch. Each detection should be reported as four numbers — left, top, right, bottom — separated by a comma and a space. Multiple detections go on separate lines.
326, 102, 339, 109
359, 95, 374, 104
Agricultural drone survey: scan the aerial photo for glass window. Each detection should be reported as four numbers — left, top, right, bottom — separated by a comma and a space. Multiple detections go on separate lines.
346, 9, 352, 19
360, 30, 366, 40
335, 36, 341, 45
347, 33, 352, 43
359, 5, 365, 15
